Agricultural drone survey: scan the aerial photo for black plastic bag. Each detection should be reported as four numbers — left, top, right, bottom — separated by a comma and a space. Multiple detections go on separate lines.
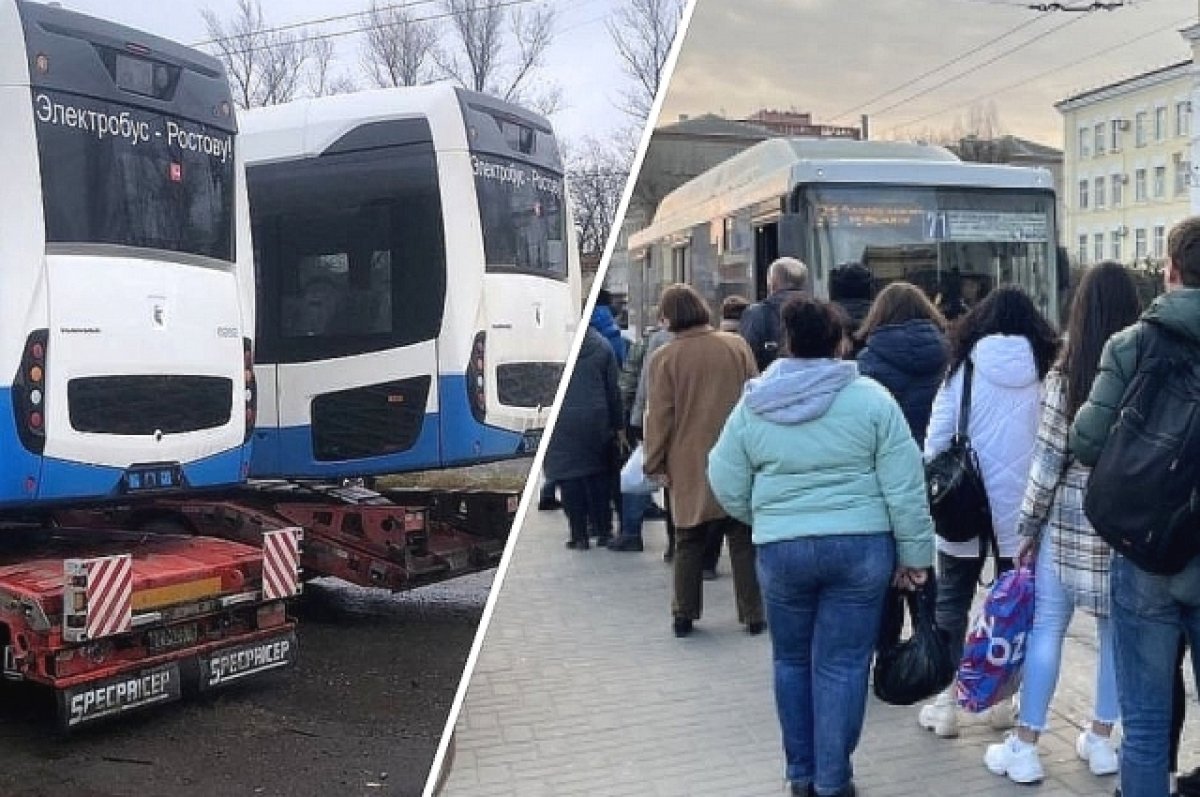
872, 573, 955, 706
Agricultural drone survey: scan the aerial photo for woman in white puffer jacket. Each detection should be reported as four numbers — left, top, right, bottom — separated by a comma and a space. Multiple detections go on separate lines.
917, 285, 1060, 739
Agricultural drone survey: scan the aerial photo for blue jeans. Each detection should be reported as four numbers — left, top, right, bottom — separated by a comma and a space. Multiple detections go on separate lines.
756, 534, 895, 795
1018, 538, 1118, 731
1111, 553, 1200, 797
618, 490, 651, 540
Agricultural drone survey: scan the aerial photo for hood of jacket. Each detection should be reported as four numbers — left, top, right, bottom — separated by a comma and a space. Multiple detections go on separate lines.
1144, 288, 1200, 347
590, 305, 620, 335
970, 334, 1039, 389
863, 320, 947, 376
743, 357, 858, 424
577, 326, 610, 363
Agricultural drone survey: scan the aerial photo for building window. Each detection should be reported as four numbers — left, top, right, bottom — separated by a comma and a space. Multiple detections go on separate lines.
1111, 173, 1124, 206
1178, 101, 1192, 137
1135, 168, 1147, 201
1136, 111, 1148, 147
1094, 176, 1106, 208
1079, 179, 1089, 209
1155, 106, 1168, 141
1135, 228, 1147, 260
1111, 119, 1124, 151
1079, 128, 1090, 158
1094, 233, 1104, 264
1176, 156, 1191, 195
1111, 230, 1122, 262
1154, 225, 1165, 259
1079, 234, 1088, 265
1154, 166, 1166, 198
1094, 123, 1105, 155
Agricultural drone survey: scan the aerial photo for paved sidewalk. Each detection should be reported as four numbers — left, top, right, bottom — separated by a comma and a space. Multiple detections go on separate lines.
442, 494, 1198, 796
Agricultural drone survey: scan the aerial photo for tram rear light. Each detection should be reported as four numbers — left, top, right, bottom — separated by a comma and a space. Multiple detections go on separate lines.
13, 330, 48, 454
465, 332, 487, 423
243, 338, 257, 443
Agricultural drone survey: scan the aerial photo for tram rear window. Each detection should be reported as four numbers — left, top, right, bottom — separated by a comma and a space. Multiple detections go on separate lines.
472, 157, 566, 280
33, 89, 234, 262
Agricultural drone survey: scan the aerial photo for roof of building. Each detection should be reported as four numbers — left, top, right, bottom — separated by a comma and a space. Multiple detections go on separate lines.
1055, 60, 1191, 109
654, 113, 774, 139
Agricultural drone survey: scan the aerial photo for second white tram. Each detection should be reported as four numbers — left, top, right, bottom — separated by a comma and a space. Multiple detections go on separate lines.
241, 86, 580, 479
629, 138, 1062, 330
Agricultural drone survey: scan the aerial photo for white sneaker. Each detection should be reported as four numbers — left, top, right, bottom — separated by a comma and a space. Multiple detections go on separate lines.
985, 732, 1045, 784
918, 690, 959, 738
1076, 730, 1119, 776
985, 697, 1018, 730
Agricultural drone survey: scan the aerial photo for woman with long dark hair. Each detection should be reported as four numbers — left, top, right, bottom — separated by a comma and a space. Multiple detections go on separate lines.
918, 285, 1059, 738
982, 263, 1141, 784
857, 282, 948, 446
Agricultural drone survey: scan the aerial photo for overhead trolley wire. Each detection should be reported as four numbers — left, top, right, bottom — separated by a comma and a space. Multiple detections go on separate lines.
828, 10, 1051, 122
885, 13, 1191, 135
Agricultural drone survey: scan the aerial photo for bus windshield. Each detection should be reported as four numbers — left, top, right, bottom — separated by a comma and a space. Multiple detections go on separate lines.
801, 185, 1056, 320
34, 89, 235, 263
472, 155, 567, 280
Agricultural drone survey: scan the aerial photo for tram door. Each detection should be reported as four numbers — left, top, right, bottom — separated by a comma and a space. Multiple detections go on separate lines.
753, 222, 778, 300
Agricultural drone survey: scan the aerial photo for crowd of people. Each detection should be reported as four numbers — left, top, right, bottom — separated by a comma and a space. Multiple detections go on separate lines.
540, 218, 1200, 797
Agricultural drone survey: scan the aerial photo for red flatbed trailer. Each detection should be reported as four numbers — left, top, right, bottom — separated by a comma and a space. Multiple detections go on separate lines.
0, 525, 301, 729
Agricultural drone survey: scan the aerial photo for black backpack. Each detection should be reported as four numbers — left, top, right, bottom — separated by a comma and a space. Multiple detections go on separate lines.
1084, 321, 1200, 575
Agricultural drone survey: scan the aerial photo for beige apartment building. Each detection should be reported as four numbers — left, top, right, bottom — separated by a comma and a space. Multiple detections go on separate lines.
1056, 60, 1194, 270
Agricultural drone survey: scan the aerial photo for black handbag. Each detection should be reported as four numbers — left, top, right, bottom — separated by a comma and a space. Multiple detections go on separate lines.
925, 359, 995, 550
873, 574, 955, 706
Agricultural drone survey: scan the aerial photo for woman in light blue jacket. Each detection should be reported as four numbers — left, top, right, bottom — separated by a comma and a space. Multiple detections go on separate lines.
708, 297, 934, 797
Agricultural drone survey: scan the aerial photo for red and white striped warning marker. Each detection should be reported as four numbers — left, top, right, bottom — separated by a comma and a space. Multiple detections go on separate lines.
85, 555, 133, 640
263, 528, 301, 601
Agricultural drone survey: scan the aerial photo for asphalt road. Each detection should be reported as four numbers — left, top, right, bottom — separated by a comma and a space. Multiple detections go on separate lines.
0, 571, 493, 797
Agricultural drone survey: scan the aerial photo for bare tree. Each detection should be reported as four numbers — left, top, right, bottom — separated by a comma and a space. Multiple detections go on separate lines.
360, 1, 438, 88
202, 0, 314, 108
607, 0, 685, 120
567, 136, 633, 257
435, 0, 557, 105
308, 38, 358, 97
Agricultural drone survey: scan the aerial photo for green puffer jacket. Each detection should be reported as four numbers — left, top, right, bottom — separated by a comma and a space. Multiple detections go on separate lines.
1070, 288, 1200, 466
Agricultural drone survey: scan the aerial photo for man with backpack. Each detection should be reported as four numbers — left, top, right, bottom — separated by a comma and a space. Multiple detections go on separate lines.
739, 257, 808, 372
1070, 216, 1200, 797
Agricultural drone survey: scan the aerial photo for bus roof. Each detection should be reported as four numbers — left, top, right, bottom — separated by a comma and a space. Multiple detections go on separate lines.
239, 84, 556, 168
630, 137, 1055, 250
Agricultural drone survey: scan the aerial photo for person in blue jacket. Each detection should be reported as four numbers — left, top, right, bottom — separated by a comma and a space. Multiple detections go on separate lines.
856, 282, 949, 447
708, 296, 934, 797
590, 288, 627, 366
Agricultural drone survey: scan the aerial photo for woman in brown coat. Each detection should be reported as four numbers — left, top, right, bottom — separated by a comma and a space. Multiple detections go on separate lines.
644, 284, 764, 637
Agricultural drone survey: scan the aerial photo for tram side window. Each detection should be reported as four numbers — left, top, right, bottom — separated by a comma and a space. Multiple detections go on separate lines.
249, 146, 447, 363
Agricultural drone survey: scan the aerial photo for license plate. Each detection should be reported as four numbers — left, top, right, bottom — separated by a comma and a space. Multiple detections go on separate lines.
59, 663, 181, 728
520, 430, 542, 454
123, 463, 185, 492
145, 623, 199, 653
199, 631, 297, 691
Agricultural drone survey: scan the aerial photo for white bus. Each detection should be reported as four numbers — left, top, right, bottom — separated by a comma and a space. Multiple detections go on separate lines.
0, 0, 256, 506
241, 86, 580, 479
628, 138, 1061, 329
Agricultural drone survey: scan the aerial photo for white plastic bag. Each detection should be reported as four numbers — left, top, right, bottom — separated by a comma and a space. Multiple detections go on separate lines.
620, 444, 657, 494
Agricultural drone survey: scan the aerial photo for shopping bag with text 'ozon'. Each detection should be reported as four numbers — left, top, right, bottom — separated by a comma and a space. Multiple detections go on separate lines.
955, 565, 1035, 713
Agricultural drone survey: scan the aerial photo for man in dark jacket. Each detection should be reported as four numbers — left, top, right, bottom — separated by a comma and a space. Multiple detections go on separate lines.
1070, 216, 1200, 797
739, 257, 807, 371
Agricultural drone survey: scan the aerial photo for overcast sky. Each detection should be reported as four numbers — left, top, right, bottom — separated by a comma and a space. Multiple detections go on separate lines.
51, 0, 633, 146
661, 0, 1194, 147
